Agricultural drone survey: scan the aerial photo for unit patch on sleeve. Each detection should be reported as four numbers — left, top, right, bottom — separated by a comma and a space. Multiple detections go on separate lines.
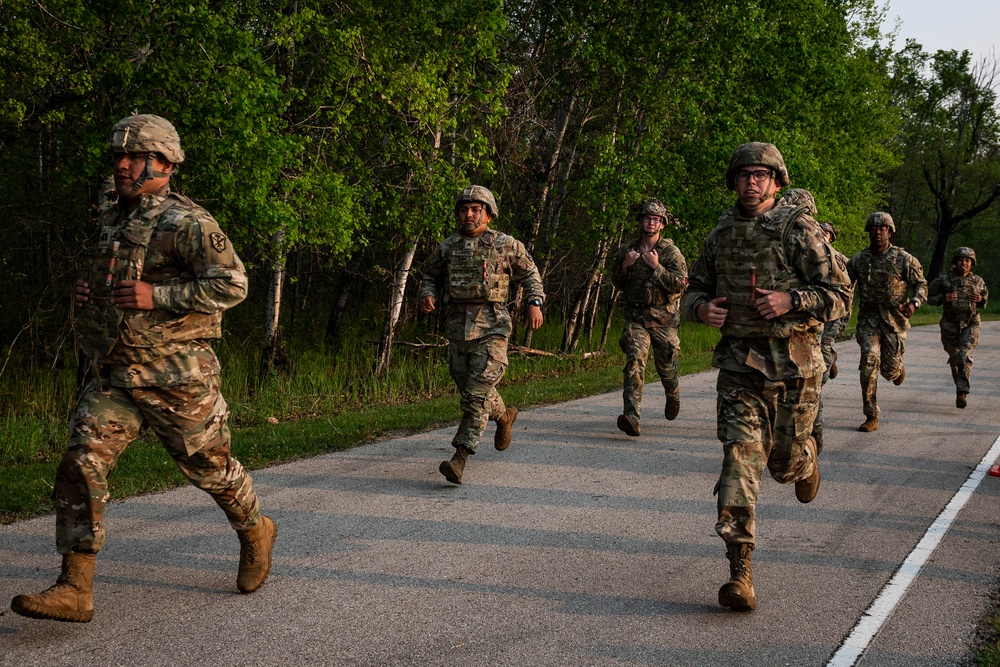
210, 232, 228, 253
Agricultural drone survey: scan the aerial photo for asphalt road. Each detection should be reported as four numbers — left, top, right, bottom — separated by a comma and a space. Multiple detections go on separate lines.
2, 323, 999, 667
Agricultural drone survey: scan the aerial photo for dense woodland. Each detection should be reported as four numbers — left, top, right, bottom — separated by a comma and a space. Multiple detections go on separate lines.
2, 0, 999, 388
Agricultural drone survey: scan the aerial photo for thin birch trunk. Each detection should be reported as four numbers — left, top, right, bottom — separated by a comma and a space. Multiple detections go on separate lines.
375, 237, 419, 377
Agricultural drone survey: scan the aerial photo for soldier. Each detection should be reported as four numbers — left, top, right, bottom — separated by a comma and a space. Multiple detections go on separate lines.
611, 198, 688, 437
927, 247, 989, 408
847, 212, 927, 432
811, 222, 853, 453
420, 186, 545, 485
11, 115, 276, 624
682, 143, 851, 612
819, 223, 852, 381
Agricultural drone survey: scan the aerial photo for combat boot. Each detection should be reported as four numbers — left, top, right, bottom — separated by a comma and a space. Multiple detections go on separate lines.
829, 359, 838, 379
719, 543, 756, 611
957, 392, 968, 409
858, 416, 878, 432
494, 406, 518, 451
616, 414, 640, 437
892, 365, 905, 386
664, 392, 680, 421
440, 446, 471, 484
794, 450, 821, 503
237, 516, 277, 594
11, 553, 95, 623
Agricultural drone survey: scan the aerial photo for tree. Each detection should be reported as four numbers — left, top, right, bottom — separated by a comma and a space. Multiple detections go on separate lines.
888, 43, 1000, 279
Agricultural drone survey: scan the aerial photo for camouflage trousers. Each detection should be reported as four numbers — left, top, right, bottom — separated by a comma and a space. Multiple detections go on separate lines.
715, 369, 821, 547
813, 315, 849, 450
856, 319, 905, 417
54, 375, 261, 554
448, 335, 508, 453
618, 322, 679, 420
941, 319, 980, 393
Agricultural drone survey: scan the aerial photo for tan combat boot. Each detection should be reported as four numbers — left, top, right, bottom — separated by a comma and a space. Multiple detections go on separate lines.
440, 446, 471, 484
892, 365, 905, 386
11, 553, 95, 623
829, 358, 838, 379
795, 440, 821, 503
237, 516, 278, 594
957, 393, 968, 409
616, 414, 640, 437
858, 416, 878, 432
494, 406, 518, 451
719, 543, 756, 611
664, 392, 680, 421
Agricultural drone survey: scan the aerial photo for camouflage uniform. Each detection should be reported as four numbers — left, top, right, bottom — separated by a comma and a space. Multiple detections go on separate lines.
60, 184, 259, 555
927, 257, 989, 395
611, 236, 688, 421
847, 244, 927, 420
812, 225, 852, 452
420, 228, 545, 453
682, 188, 852, 548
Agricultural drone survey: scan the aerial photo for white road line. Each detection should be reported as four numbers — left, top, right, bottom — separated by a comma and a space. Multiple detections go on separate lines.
827, 434, 1000, 667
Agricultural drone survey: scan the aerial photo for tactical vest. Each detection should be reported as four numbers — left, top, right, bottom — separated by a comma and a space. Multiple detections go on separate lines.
944, 273, 977, 315
623, 240, 671, 307
76, 195, 223, 358
446, 231, 510, 304
714, 203, 817, 338
857, 249, 907, 307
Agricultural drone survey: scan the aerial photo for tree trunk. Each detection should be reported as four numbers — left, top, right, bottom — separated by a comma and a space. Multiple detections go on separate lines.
375, 237, 419, 377
326, 255, 363, 351
260, 228, 289, 380
599, 287, 619, 352
562, 240, 609, 353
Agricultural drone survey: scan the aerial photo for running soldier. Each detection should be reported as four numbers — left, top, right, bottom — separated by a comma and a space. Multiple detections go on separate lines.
927, 247, 989, 408
847, 212, 927, 432
611, 198, 688, 436
682, 143, 851, 611
420, 186, 545, 485
11, 115, 276, 624
811, 221, 853, 453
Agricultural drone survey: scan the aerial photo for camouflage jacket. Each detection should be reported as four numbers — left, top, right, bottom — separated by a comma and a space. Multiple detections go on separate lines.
847, 245, 927, 332
827, 246, 853, 329
611, 236, 687, 328
928, 268, 989, 325
420, 227, 545, 341
77, 185, 247, 387
682, 193, 852, 380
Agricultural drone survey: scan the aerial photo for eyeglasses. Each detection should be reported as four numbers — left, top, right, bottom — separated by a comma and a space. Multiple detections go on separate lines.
639, 215, 663, 224
736, 169, 773, 183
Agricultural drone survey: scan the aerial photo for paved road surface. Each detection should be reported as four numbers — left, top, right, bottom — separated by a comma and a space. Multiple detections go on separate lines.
2, 323, 999, 666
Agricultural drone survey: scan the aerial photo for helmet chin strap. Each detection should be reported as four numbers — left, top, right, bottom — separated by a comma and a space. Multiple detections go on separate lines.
130, 154, 171, 191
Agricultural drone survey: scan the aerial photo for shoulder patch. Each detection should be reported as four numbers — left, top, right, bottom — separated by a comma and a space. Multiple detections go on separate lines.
210, 232, 227, 253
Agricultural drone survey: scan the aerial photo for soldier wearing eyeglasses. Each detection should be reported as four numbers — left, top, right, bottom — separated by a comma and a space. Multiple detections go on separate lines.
420, 186, 545, 485
682, 143, 851, 611
611, 198, 688, 437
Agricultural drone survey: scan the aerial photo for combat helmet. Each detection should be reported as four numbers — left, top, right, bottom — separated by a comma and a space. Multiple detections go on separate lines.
107, 114, 183, 193
455, 185, 499, 218
633, 198, 675, 225
725, 142, 790, 191
865, 211, 895, 232
952, 246, 977, 266
108, 114, 185, 164
819, 222, 838, 242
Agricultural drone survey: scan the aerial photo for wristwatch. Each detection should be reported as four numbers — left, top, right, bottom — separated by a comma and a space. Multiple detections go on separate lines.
789, 291, 802, 311
528, 298, 542, 307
